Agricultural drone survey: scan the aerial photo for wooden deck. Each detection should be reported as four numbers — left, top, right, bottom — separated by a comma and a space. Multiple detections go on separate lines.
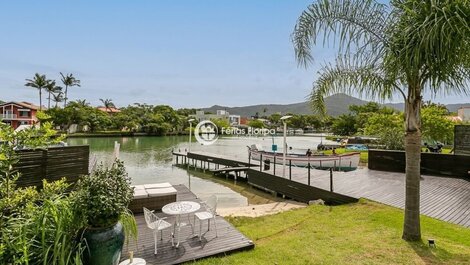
121, 185, 254, 265
177, 151, 470, 228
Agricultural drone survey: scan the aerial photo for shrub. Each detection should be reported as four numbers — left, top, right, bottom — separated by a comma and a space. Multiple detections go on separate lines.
73, 160, 133, 228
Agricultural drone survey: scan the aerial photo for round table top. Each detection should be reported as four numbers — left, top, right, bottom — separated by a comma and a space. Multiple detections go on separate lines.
119, 258, 146, 265
162, 201, 201, 215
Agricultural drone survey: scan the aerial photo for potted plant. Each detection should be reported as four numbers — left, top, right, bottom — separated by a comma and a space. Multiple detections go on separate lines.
74, 160, 136, 265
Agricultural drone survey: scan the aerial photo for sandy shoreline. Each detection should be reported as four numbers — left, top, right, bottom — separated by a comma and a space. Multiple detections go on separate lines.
218, 200, 306, 217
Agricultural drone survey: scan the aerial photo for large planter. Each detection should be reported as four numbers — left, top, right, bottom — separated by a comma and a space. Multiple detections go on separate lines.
82, 222, 125, 265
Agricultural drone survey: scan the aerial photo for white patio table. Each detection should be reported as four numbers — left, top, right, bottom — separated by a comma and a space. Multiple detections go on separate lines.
162, 201, 201, 247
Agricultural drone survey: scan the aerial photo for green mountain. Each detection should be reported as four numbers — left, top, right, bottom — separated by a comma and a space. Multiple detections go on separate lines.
202, 93, 468, 117
203, 94, 369, 117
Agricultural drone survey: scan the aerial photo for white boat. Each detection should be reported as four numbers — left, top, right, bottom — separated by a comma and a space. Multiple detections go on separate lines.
248, 144, 360, 171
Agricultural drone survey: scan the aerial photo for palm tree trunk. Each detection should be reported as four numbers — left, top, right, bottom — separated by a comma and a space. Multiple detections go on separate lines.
402, 87, 422, 241
64, 86, 68, 107
39, 89, 42, 111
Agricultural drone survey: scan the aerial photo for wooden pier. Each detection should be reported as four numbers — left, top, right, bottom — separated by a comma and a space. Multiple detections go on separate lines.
121, 185, 254, 265
173, 151, 470, 228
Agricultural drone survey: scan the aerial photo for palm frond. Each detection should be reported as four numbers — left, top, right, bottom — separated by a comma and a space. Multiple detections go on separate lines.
292, 0, 389, 67
309, 56, 401, 115
390, 0, 470, 94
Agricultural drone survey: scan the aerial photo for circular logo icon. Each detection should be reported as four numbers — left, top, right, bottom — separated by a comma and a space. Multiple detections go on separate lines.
194, 120, 219, 145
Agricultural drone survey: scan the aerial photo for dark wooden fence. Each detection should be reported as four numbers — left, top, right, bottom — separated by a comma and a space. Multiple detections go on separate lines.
187, 152, 254, 167
368, 149, 470, 178
14, 145, 90, 188
247, 169, 358, 205
454, 125, 470, 156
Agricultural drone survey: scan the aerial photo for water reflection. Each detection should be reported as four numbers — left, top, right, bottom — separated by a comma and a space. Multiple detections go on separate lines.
67, 136, 249, 208
67, 135, 333, 208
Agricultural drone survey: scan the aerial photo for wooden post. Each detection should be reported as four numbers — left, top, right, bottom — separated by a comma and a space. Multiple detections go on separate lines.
260, 154, 263, 171
330, 168, 333, 192
248, 152, 251, 168
273, 156, 276, 175
308, 162, 311, 186
289, 159, 292, 180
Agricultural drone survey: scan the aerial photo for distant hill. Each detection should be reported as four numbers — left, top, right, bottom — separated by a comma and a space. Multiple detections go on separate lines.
203, 93, 370, 117
384, 102, 470, 113
202, 93, 469, 117
446, 103, 470, 113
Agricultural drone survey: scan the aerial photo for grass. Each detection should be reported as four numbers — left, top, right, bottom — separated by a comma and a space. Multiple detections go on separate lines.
324, 148, 369, 163
195, 199, 470, 265
324, 147, 454, 164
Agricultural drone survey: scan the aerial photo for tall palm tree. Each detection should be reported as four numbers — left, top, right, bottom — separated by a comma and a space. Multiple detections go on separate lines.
60, 72, 81, 107
99, 98, 115, 112
25, 73, 48, 111
52, 91, 64, 108
293, 0, 469, 241
44, 80, 62, 109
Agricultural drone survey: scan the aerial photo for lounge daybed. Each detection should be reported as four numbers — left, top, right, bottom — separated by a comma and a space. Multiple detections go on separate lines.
128, 182, 177, 214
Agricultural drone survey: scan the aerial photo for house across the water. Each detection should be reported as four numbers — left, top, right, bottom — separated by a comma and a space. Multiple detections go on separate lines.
0, 101, 41, 129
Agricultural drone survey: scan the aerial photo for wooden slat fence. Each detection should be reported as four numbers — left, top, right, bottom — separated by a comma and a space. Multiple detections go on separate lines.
14, 145, 90, 188
368, 149, 470, 178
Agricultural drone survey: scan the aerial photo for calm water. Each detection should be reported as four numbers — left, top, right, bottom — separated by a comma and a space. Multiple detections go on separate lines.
67, 135, 333, 208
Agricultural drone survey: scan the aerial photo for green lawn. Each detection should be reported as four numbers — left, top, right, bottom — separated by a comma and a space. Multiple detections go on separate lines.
324, 148, 369, 163
196, 200, 470, 265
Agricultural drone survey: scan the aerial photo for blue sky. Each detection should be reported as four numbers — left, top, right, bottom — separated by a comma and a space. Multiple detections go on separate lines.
0, 0, 467, 108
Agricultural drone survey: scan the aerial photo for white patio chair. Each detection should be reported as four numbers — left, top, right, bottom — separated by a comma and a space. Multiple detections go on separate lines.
194, 195, 218, 240
143, 207, 173, 254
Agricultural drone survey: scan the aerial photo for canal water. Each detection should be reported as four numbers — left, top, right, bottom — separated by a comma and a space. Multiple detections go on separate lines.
67, 135, 333, 208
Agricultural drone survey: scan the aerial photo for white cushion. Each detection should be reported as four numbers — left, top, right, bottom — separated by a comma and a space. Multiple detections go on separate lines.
132, 185, 146, 190
147, 187, 177, 197
133, 189, 149, 199
144, 182, 172, 189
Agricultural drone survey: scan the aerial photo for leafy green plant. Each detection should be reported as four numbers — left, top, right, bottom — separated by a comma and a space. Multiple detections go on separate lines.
73, 160, 134, 228
0, 123, 81, 265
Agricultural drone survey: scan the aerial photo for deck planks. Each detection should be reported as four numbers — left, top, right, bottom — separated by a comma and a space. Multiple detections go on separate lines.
177, 151, 470, 228
121, 185, 254, 265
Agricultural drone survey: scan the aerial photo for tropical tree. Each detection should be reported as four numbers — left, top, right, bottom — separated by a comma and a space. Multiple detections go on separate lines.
293, 0, 470, 241
51, 92, 65, 108
421, 105, 456, 144
75, 99, 89, 107
25, 73, 48, 110
60, 72, 81, 107
248, 119, 265, 129
44, 80, 62, 109
99, 98, 115, 112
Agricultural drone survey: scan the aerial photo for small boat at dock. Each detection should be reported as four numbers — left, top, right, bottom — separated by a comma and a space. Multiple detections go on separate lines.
248, 145, 360, 171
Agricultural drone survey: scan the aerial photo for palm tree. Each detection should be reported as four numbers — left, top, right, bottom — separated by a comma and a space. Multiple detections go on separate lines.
75, 99, 89, 107
60, 72, 81, 107
293, 0, 469, 241
99, 98, 115, 112
44, 80, 62, 109
52, 91, 64, 108
25, 73, 48, 111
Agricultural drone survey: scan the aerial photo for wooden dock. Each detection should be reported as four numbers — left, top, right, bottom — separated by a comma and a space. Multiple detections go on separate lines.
173, 151, 470, 228
121, 185, 254, 265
